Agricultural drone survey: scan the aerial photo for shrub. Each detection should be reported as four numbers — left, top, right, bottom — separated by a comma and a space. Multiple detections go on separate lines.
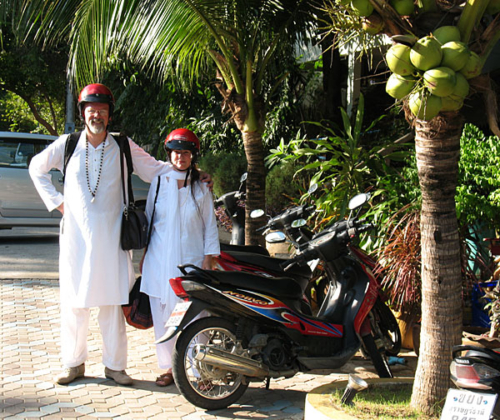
198, 152, 247, 197
266, 161, 308, 214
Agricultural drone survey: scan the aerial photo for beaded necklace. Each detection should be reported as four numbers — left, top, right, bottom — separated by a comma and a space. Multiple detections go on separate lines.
85, 138, 106, 203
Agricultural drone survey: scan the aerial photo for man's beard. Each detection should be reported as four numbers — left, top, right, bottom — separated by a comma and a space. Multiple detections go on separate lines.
87, 119, 106, 134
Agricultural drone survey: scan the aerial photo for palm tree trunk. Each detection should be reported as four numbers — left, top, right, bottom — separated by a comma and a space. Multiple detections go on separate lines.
242, 130, 266, 245
410, 112, 464, 414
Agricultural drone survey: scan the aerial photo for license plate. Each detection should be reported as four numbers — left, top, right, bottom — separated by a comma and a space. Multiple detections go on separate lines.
165, 301, 192, 327
441, 388, 497, 420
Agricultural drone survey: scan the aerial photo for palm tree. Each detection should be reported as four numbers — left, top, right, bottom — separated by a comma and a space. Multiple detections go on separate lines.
321, 0, 499, 414
10, 0, 317, 244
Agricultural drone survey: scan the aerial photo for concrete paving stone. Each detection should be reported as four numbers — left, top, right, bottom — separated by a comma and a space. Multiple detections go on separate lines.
142, 405, 164, 415
0, 406, 25, 415
1, 383, 23, 392
19, 410, 46, 418
0, 399, 24, 406
106, 406, 131, 416
174, 404, 197, 414
89, 412, 118, 418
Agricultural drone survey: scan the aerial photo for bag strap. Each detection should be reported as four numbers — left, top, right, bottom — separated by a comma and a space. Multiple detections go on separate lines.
116, 135, 134, 207
147, 176, 161, 246
63, 131, 81, 181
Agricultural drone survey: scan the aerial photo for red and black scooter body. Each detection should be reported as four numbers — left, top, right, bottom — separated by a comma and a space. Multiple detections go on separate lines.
166, 249, 380, 370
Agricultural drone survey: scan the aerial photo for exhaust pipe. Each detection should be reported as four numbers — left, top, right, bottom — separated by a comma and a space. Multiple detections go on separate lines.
193, 344, 270, 378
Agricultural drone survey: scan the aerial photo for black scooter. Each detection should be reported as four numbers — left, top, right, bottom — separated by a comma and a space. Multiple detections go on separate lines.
214, 173, 247, 247
158, 192, 393, 410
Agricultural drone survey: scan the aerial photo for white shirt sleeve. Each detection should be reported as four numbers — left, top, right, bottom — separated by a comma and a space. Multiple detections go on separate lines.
145, 175, 160, 223
200, 184, 220, 256
128, 138, 172, 182
28, 135, 67, 212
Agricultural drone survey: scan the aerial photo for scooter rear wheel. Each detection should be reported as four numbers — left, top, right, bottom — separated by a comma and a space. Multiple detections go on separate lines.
361, 333, 393, 378
172, 317, 249, 410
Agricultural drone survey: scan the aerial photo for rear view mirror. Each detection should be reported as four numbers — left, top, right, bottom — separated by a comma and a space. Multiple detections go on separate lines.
348, 193, 370, 210
265, 231, 286, 243
250, 209, 265, 218
291, 219, 307, 228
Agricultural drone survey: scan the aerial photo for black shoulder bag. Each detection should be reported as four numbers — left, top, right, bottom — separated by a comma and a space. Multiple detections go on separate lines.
118, 136, 149, 250
122, 176, 161, 329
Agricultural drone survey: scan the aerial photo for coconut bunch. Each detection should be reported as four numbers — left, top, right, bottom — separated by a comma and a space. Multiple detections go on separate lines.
384, 26, 483, 120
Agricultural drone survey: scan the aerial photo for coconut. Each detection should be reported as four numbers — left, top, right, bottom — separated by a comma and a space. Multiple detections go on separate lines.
410, 36, 443, 71
351, 0, 374, 16
423, 67, 457, 97
442, 73, 469, 111
386, 44, 416, 76
460, 51, 482, 79
390, 0, 415, 15
441, 95, 464, 111
433, 26, 461, 44
362, 13, 385, 35
386, 74, 417, 99
441, 41, 470, 71
409, 91, 442, 120
451, 73, 470, 99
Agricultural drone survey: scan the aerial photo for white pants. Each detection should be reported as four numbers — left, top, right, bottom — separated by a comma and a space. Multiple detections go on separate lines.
60, 303, 128, 371
151, 297, 176, 370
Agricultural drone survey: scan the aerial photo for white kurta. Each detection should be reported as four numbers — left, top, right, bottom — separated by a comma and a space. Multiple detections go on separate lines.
29, 132, 169, 308
141, 169, 220, 309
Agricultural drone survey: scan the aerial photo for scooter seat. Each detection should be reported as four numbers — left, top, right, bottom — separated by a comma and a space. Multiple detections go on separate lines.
203, 269, 304, 300
223, 250, 312, 284
220, 243, 270, 256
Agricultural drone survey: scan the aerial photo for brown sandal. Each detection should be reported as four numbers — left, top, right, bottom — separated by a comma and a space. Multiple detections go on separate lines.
156, 372, 174, 387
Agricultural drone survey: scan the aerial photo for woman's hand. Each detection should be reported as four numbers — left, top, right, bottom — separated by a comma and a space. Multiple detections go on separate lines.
56, 203, 64, 215
202, 255, 214, 270
199, 171, 214, 190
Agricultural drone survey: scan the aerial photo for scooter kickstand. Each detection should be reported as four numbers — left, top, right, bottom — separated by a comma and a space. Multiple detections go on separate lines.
265, 377, 271, 390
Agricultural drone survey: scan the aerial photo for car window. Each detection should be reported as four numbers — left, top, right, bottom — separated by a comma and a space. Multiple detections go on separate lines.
0, 139, 49, 168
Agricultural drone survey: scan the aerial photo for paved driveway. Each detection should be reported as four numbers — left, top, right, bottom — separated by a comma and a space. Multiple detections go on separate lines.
0, 278, 418, 419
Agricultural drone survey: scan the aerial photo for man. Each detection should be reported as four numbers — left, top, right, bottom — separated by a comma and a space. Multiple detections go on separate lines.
29, 83, 210, 386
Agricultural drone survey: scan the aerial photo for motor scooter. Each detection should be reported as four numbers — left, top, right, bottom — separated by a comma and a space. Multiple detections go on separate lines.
445, 344, 500, 419
157, 192, 394, 410
214, 186, 401, 356
214, 173, 250, 248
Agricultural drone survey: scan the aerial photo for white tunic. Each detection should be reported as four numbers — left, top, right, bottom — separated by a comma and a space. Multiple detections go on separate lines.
29, 132, 169, 307
141, 169, 220, 307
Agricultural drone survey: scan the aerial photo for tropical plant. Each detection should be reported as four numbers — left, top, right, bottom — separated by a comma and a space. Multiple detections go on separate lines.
319, 0, 500, 412
10, 0, 318, 245
267, 93, 411, 227
0, 16, 66, 135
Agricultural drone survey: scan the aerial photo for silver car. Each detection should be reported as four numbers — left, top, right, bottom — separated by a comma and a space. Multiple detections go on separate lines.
0, 131, 149, 229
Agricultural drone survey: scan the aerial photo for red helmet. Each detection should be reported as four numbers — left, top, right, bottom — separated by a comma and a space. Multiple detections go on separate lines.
164, 128, 200, 153
77, 83, 115, 117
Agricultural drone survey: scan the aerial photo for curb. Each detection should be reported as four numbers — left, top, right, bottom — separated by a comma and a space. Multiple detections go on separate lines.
304, 377, 415, 420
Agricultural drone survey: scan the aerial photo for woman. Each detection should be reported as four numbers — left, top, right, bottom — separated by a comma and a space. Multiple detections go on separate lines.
140, 128, 220, 387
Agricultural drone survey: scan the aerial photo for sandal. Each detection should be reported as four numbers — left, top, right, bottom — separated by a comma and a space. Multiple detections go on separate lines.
197, 379, 214, 392
155, 372, 174, 387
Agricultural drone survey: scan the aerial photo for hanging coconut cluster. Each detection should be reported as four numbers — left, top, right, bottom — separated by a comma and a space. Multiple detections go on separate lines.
384, 26, 482, 120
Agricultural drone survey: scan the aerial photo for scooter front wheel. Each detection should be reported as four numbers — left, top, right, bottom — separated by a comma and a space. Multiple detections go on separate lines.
172, 317, 249, 410
361, 333, 393, 378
